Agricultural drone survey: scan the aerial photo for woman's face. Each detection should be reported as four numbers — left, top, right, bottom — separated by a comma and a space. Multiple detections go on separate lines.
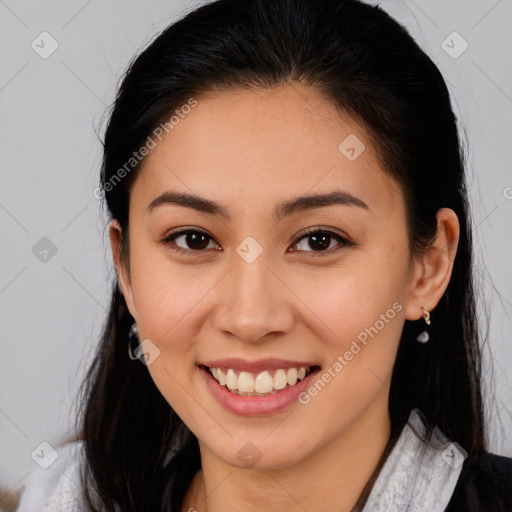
113, 84, 420, 470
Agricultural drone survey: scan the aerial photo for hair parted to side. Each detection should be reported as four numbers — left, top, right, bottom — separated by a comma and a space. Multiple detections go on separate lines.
76, 0, 486, 510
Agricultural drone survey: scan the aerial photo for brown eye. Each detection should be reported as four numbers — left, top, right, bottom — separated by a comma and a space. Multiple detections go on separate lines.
291, 229, 353, 255
162, 229, 219, 253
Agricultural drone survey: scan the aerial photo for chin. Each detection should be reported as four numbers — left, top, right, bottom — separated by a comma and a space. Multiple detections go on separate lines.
210, 440, 309, 471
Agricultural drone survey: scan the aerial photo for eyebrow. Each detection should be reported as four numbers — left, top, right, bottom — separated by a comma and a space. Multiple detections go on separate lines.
147, 188, 369, 221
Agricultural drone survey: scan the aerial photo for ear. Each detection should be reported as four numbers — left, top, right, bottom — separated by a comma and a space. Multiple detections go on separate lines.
404, 208, 460, 321
109, 219, 138, 319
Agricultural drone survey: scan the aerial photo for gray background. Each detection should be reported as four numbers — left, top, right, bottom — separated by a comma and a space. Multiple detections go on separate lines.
1, 0, 511, 501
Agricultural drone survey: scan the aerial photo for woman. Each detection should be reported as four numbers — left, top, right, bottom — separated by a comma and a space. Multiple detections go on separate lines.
16, 0, 512, 510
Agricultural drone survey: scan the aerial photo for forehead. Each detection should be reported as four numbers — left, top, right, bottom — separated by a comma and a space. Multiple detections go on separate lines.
130, 84, 404, 220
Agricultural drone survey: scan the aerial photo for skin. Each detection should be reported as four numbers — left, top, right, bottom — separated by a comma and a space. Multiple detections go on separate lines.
109, 83, 460, 512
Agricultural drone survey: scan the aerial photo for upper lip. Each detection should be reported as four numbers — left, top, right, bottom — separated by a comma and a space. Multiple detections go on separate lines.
201, 358, 320, 373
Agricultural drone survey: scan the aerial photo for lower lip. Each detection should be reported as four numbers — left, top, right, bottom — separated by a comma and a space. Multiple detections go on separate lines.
199, 365, 321, 416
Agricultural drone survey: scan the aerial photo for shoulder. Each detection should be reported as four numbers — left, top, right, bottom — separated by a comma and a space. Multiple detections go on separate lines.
445, 451, 512, 512
16, 440, 87, 512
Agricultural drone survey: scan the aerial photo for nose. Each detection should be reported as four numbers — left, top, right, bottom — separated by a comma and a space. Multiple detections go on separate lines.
211, 252, 295, 344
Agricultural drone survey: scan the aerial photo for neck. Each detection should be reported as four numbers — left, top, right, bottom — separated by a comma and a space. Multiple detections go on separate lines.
181, 395, 392, 512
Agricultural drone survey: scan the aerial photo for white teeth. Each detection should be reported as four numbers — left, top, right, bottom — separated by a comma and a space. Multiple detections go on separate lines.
287, 368, 298, 386
238, 371, 255, 393
208, 366, 311, 395
226, 369, 238, 390
273, 369, 288, 389
254, 371, 274, 393
217, 368, 226, 386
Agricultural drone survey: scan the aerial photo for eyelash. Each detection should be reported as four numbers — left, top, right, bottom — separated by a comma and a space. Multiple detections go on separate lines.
160, 227, 354, 257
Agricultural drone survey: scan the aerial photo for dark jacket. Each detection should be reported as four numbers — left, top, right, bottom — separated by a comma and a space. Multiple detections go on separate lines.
444, 452, 512, 511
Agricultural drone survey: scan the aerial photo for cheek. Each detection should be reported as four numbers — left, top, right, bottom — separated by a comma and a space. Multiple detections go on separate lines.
293, 266, 405, 428
129, 260, 213, 417
291, 254, 406, 351
287, 256, 407, 418
128, 240, 217, 344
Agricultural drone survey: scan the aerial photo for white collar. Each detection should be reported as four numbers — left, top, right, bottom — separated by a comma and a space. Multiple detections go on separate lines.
362, 408, 465, 512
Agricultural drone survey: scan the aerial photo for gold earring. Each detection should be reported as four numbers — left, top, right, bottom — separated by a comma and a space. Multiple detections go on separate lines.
416, 306, 431, 343
421, 306, 431, 325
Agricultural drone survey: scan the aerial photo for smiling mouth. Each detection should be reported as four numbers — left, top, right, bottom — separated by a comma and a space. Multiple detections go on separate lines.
201, 364, 321, 397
